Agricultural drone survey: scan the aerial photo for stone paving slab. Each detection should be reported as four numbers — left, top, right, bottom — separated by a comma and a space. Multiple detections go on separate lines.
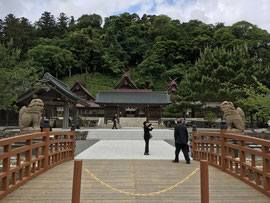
75, 140, 99, 156
75, 140, 187, 160
86, 129, 175, 140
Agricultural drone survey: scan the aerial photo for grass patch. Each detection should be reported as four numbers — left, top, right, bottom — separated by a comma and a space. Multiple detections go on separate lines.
61, 73, 119, 97
61, 71, 169, 98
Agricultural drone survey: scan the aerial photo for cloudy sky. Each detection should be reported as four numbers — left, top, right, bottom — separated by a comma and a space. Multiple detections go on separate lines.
1, 0, 270, 31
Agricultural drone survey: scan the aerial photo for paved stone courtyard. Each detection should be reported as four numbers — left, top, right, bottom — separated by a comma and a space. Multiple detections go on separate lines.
75, 140, 187, 160
75, 128, 187, 160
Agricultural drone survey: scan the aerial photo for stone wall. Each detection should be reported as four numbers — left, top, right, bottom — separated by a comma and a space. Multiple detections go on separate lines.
0, 130, 88, 140
244, 132, 270, 140
163, 119, 221, 128
0, 131, 20, 139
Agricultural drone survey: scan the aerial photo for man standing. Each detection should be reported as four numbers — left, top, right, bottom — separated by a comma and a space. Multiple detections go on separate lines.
172, 118, 190, 164
112, 114, 118, 129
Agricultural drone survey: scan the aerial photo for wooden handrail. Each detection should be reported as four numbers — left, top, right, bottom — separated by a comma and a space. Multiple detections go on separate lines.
0, 124, 76, 199
192, 125, 270, 197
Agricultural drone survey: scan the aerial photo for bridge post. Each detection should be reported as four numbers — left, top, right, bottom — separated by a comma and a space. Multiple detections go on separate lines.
220, 120, 227, 171
42, 120, 50, 171
72, 160, 82, 203
71, 124, 76, 159
192, 125, 197, 160
200, 160, 209, 203
262, 146, 270, 193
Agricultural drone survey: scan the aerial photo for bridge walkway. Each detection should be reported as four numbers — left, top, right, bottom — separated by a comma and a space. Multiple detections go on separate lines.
2, 160, 269, 203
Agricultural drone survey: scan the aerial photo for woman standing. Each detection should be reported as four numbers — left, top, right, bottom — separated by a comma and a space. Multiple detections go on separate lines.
143, 121, 153, 155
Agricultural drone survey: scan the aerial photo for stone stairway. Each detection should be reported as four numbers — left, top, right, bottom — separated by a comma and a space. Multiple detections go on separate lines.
119, 117, 147, 127
98, 117, 165, 128
98, 118, 122, 128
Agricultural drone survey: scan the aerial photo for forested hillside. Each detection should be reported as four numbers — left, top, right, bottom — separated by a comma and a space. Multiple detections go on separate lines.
1, 12, 270, 118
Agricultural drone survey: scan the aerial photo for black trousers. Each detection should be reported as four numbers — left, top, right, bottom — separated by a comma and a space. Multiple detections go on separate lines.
112, 122, 117, 129
175, 144, 190, 162
144, 138, 149, 153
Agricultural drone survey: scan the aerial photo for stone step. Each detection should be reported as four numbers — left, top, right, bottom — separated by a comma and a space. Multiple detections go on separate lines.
86, 129, 174, 140
98, 117, 165, 128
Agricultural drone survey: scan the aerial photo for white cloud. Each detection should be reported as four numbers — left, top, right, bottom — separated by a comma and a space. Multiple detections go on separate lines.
0, 0, 270, 32
0, 0, 146, 23
147, 0, 270, 31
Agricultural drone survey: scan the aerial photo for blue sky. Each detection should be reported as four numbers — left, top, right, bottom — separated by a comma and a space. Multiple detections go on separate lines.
0, 0, 270, 32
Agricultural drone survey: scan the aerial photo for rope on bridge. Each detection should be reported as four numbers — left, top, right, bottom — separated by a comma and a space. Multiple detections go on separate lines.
84, 167, 199, 196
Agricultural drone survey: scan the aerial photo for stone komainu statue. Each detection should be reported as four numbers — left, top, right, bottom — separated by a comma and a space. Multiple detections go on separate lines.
19, 99, 44, 131
220, 101, 245, 133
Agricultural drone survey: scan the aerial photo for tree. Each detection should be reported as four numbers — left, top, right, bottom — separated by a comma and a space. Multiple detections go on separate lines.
66, 28, 105, 74
36, 11, 57, 38
68, 16, 76, 32
56, 13, 69, 37
236, 77, 270, 120
0, 41, 40, 110
213, 27, 236, 48
28, 44, 72, 78
1, 14, 36, 54
0, 19, 4, 41
204, 112, 217, 127
137, 35, 190, 80
77, 14, 102, 30
180, 45, 261, 103
182, 20, 215, 62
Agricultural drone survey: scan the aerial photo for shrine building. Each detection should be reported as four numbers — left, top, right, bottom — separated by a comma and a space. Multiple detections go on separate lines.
95, 72, 171, 123
16, 73, 91, 128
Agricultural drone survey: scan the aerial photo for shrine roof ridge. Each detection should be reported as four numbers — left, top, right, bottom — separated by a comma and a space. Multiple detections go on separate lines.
95, 91, 171, 105
17, 72, 91, 107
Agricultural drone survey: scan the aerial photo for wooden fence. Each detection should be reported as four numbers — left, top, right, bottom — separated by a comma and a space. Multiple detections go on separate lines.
0, 121, 75, 199
192, 121, 270, 197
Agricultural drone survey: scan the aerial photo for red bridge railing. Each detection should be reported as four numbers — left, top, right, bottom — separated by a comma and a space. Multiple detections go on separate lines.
192, 121, 270, 197
0, 120, 76, 199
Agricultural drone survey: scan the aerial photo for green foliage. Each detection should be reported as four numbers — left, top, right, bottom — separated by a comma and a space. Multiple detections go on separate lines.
2, 11, 270, 112
56, 13, 69, 36
0, 41, 41, 110
0, 14, 37, 54
77, 14, 102, 29
203, 112, 217, 127
236, 77, 270, 120
28, 44, 72, 78
180, 45, 261, 103
36, 11, 57, 39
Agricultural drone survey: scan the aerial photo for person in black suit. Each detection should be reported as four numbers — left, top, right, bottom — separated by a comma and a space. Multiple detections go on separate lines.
172, 118, 190, 164
143, 121, 153, 155
112, 114, 118, 129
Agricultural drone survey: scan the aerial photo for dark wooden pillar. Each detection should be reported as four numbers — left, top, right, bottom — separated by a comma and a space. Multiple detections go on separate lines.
159, 105, 162, 125
250, 113, 253, 128
47, 105, 52, 119
117, 105, 120, 117
122, 107, 126, 117
63, 100, 69, 128
72, 103, 77, 126
146, 105, 149, 121
104, 105, 107, 124
6, 110, 9, 126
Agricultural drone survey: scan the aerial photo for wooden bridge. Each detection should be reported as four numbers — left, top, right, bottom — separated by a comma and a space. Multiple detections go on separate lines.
0, 122, 270, 202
